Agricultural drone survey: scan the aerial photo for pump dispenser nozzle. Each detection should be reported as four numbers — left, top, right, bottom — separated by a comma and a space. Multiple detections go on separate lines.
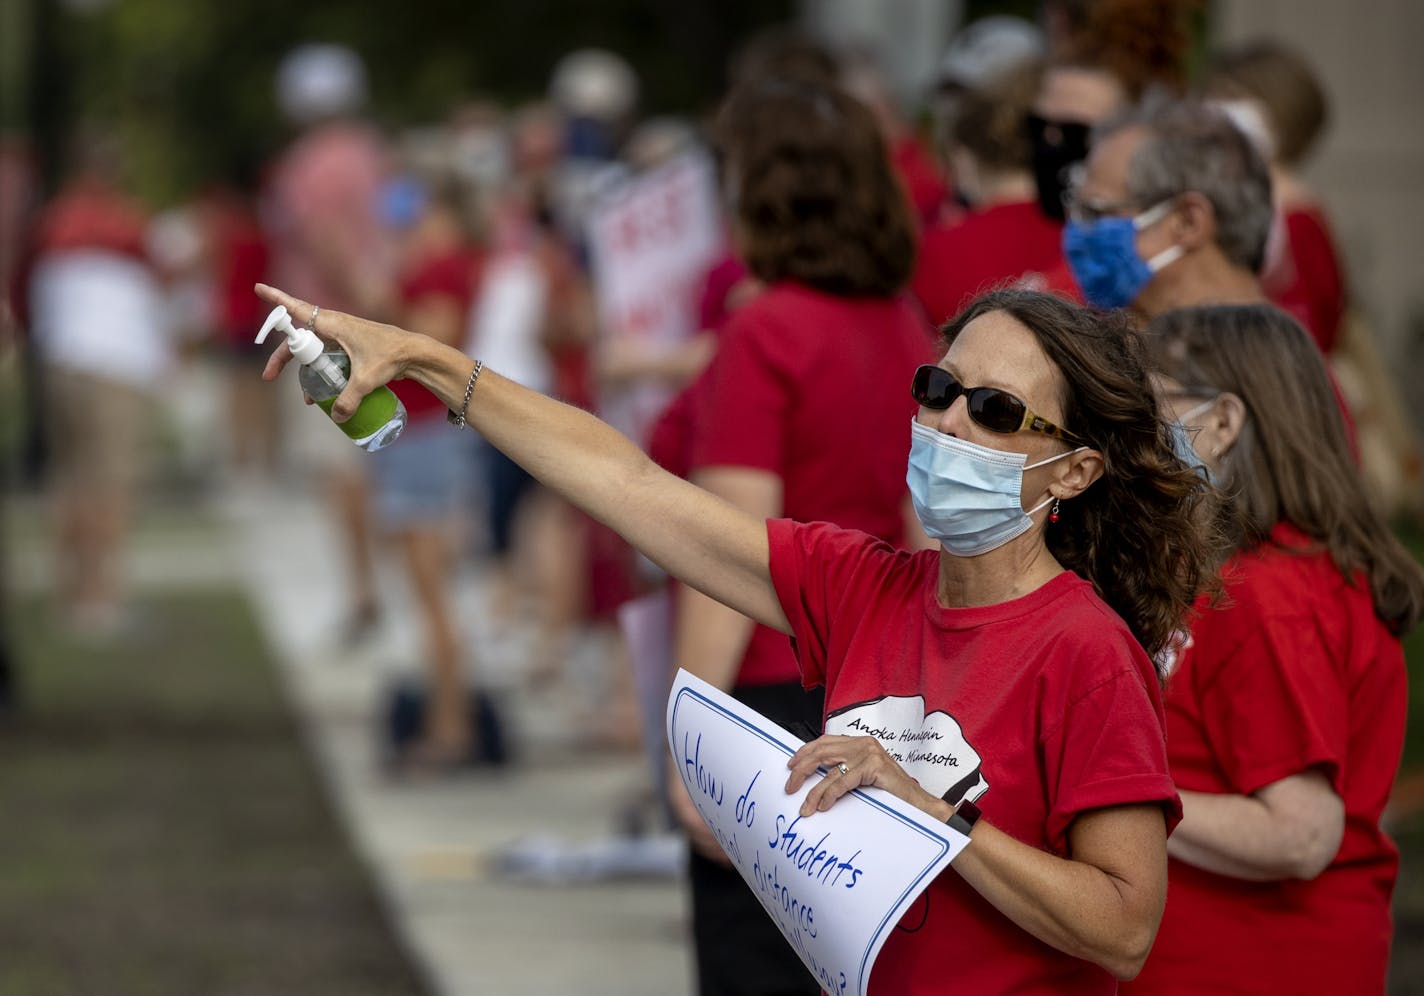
256, 305, 324, 364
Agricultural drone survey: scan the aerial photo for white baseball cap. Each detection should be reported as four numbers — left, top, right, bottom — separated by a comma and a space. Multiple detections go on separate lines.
937, 16, 1045, 92
549, 48, 638, 120
276, 43, 369, 124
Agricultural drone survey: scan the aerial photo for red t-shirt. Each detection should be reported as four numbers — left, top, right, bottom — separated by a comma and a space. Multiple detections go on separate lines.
910, 200, 1064, 327
697, 252, 749, 333
31, 180, 150, 262
1125, 523, 1405, 996
1266, 205, 1346, 355
768, 519, 1181, 995
211, 201, 271, 349
688, 283, 936, 685
393, 247, 481, 423
14, 179, 152, 332
891, 134, 951, 228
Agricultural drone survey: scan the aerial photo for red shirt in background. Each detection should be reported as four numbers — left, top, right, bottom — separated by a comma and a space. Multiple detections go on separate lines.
686, 282, 935, 686
392, 248, 481, 423
1125, 522, 1405, 996
208, 195, 271, 351
910, 200, 1064, 327
1265, 204, 1346, 354
890, 134, 951, 228
696, 252, 749, 333
13, 177, 152, 331
30, 178, 149, 262
768, 519, 1181, 995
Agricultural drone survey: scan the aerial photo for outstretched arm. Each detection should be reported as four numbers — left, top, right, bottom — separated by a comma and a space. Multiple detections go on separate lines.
255, 284, 790, 634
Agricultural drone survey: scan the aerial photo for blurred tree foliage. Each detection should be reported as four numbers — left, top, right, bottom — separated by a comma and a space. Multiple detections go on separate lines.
15, 0, 793, 205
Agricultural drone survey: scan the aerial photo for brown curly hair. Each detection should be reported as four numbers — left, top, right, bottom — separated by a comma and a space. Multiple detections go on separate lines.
941, 290, 1222, 665
1054, 0, 1202, 100
715, 78, 916, 298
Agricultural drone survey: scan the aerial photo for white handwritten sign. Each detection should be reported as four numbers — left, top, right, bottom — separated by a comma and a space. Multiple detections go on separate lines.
666, 670, 969, 996
586, 150, 723, 443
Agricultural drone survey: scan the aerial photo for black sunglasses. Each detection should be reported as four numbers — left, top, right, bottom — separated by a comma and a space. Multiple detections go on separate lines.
911, 365, 1089, 446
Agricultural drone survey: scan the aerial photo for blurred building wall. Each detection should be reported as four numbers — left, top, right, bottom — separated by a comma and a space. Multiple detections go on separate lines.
1216, 0, 1424, 423
800, 0, 961, 112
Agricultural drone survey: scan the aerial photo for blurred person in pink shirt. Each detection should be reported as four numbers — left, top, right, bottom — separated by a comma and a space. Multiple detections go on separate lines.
262, 43, 396, 645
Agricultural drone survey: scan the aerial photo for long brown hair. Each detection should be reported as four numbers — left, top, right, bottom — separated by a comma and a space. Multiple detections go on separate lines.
942, 290, 1221, 664
1146, 304, 1424, 634
716, 78, 916, 297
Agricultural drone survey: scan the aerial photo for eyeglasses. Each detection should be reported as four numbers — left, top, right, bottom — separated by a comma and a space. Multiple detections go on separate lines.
911, 365, 1089, 446
1060, 163, 1142, 224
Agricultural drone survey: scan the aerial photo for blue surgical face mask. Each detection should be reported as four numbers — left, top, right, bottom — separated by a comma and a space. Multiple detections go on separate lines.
907, 420, 1084, 557
1168, 398, 1218, 484
1062, 199, 1185, 309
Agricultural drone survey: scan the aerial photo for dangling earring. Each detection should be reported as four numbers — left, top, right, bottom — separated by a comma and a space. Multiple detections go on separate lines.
1049, 498, 1060, 524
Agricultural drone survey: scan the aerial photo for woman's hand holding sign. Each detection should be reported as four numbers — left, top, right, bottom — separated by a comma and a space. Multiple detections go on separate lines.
786, 735, 953, 823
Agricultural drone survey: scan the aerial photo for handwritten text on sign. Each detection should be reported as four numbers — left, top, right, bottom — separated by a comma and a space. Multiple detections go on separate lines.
586, 151, 723, 444
666, 670, 969, 996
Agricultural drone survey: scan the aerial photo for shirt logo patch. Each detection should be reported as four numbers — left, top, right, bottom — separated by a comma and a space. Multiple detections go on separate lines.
825, 695, 987, 805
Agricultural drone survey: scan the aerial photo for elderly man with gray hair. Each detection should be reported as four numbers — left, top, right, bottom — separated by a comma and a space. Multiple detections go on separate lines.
1060, 100, 1275, 319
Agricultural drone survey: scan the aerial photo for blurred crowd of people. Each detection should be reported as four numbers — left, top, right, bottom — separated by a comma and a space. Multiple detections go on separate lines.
2, 0, 1423, 991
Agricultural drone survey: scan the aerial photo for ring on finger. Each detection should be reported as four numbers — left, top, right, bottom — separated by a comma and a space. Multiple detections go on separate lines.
306, 305, 321, 331
836, 762, 849, 777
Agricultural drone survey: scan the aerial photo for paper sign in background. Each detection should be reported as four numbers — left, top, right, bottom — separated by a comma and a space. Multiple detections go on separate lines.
666, 670, 969, 996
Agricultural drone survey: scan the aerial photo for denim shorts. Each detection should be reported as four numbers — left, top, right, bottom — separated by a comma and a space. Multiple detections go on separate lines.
368, 417, 482, 531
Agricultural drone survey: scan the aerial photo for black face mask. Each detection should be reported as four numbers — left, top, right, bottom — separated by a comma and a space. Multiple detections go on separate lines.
1026, 113, 1091, 222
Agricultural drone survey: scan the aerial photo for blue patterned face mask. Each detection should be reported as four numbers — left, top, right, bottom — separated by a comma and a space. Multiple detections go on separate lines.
1062, 200, 1184, 309
1168, 398, 1218, 484
907, 420, 1084, 557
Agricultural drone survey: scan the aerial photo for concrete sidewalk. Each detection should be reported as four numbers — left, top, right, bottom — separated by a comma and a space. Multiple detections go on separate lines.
222, 479, 694, 996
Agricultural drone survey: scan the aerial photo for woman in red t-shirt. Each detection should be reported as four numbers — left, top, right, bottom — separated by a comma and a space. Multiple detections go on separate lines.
1130, 304, 1424, 995
258, 265, 1221, 992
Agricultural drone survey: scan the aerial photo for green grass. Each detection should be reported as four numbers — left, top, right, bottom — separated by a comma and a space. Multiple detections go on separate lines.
0, 588, 427, 996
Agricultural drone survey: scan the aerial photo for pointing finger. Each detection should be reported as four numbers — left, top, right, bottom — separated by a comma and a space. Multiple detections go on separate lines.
253, 283, 320, 330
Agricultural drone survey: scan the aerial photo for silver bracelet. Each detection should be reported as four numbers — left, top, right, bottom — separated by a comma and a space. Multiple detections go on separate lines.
447, 359, 483, 428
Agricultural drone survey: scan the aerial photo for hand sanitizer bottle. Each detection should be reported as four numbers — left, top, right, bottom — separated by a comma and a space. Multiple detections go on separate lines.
256, 304, 407, 452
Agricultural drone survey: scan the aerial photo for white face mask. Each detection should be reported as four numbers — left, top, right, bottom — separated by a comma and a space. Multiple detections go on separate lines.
906, 420, 1084, 556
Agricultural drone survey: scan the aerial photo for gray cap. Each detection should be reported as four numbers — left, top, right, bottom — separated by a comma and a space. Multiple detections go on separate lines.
937, 16, 1045, 92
